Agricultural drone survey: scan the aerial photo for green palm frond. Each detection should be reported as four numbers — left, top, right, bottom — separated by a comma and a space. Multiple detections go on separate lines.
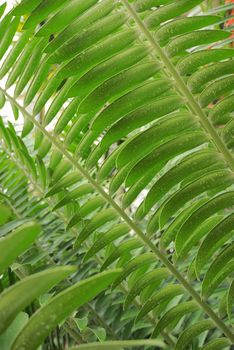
0, 0, 234, 349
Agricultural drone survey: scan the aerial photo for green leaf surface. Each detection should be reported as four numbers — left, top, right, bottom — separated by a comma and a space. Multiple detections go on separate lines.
12, 270, 121, 350
152, 301, 199, 337
136, 284, 184, 322
36, 0, 98, 36
202, 243, 234, 297
0, 221, 41, 274
200, 338, 230, 350
175, 320, 214, 350
0, 312, 29, 350
0, 203, 11, 225
0, 266, 76, 335
69, 339, 165, 349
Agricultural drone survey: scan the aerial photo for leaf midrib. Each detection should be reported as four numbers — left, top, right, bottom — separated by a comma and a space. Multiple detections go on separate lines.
0, 144, 120, 344
1, 86, 234, 343
1, 138, 176, 347
121, 0, 234, 172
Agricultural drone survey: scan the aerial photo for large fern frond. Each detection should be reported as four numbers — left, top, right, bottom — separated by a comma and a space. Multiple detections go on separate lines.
0, 0, 234, 348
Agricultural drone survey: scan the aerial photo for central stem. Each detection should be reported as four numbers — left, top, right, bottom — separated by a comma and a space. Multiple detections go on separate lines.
1, 87, 234, 342
121, 0, 234, 172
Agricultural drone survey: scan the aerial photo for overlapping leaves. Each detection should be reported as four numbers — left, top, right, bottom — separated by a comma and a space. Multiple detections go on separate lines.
0, 0, 234, 348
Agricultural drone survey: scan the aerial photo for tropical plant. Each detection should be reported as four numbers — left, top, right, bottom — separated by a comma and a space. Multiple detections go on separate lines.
0, 0, 234, 349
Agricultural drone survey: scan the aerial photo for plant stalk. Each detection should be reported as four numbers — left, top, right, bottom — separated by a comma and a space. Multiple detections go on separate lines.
121, 0, 234, 172
1, 88, 234, 342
